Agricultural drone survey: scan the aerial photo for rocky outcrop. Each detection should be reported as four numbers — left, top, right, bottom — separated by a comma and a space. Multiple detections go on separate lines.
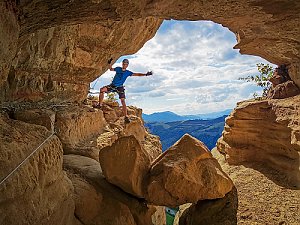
174, 187, 238, 225
14, 108, 56, 132
146, 134, 234, 207
54, 105, 106, 149
143, 134, 163, 162
268, 80, 300, 99
217, 95, 300, 187
12, 105, 107, 159
99, 135, 151, 197
0, 103, 169, 225
0, 114, 76, 225
63, 154, 166, 225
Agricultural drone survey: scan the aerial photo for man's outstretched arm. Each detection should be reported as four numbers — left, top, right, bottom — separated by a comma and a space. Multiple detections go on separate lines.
132, 71, 153, 76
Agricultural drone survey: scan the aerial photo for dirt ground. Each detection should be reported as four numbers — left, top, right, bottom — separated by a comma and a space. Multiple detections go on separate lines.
213, 149, 300, 225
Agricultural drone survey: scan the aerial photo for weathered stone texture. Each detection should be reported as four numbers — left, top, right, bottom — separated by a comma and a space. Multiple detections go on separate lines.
217, 95, 300, 187
64, 154, 165, 225
174, 187, 238, 225
99, 135, 151, 197
2, 17, 162, 102
0, 114, 75, 225
0, 1, 19, 100
55, 105, 106, 150
146, 134, 234, 207
18, 0, 300, 66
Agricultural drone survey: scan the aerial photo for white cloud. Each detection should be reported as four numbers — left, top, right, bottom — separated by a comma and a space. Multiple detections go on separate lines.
91, 20, 274, 114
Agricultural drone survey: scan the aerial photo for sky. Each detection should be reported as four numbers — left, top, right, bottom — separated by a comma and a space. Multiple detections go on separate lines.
90, 20, 274, 115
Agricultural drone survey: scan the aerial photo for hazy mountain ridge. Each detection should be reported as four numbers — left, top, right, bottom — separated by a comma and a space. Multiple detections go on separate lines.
143, 109, 232, 122
145, 116, 227, 151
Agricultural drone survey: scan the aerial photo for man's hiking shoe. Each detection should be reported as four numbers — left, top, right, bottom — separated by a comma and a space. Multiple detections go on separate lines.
92, 103, 102, 109
124, 116, 130, 124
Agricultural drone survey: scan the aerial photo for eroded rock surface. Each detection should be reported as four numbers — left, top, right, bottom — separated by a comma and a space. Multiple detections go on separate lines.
212, 148, 300, 224
268, 80, 300, 99
0, 114, 76, 225
0, 1, 19, 96
55, 105, 106, 150
146, 134, 234, 207
2, 18, 162, 103
217, 95, 300, 187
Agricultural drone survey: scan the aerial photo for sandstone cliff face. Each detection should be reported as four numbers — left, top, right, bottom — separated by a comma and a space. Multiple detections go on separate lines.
0, 1, 19, 99
1, 0, 300, 103
0, 114, 76, 225
217, 95, 300, 187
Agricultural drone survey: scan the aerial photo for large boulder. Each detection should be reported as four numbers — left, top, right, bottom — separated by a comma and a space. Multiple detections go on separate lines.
64, 154, 165, 225
99, 135, 151, 197
0, 114, 76, 225
146, 134, 234, 207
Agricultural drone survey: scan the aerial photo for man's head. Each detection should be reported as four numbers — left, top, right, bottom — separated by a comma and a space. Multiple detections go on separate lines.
122, 59, 129, 69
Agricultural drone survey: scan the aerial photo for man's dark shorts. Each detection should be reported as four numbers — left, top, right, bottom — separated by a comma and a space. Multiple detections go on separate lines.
104, 84, 126, 99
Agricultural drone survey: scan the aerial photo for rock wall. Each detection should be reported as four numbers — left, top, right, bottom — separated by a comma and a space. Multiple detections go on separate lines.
0, 114, 76, 225
0, 1, 19, 100
217, 95, 300, 187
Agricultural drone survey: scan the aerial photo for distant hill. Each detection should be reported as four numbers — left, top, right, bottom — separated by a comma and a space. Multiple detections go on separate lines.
145, 116, 227, 151
142, 109, 232, 122
142, 111, 183, 123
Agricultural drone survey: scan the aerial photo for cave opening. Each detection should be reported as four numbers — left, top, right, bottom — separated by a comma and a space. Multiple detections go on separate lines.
89, 19, 274, 153
90, 20, 273, 116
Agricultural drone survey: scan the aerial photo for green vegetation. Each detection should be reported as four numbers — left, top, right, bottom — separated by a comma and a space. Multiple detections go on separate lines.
106, 92, 117, 102
239, 63, 274, 98
166, 212, 175, 225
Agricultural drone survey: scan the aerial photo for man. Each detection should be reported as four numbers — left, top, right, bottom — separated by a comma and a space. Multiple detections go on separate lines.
96, 58, 152, 123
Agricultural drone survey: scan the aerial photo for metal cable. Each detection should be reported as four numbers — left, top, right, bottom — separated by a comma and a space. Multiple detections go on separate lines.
0, 132, 55, 186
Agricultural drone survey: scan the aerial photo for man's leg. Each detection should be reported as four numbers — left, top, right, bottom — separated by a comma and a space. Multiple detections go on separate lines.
99, 86, 108, 105
120, 98, 128, 117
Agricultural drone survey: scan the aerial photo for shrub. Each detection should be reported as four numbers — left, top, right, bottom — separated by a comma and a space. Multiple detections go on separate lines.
239, 63, 274, 99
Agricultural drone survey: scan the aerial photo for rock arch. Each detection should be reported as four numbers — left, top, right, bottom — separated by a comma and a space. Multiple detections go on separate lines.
1, 0, 299, 103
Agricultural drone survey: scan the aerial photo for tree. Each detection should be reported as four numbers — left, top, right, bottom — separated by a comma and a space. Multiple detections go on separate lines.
239, 63, 274, 98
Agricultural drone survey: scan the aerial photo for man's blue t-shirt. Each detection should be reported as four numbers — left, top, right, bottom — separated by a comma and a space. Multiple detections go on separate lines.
111, 67, 133, 87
